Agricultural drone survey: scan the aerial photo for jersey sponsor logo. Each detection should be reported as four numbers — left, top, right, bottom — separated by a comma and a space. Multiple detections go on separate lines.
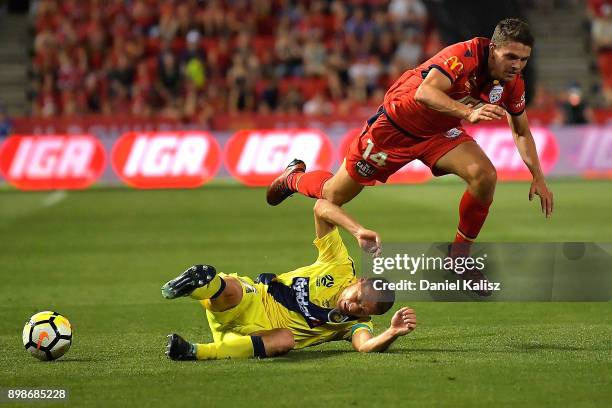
489, 84, 504, 104
293, 278, 314, 320
469, 126, 559, 180
111, 131, 221, 189
0, 135, 105, 190
445, 128, 463, 139
316, 274, 334, 288
355, 159, 376, 178
444, 56, 464, 75
225, 129, 333, 186
267, 277, 359, 328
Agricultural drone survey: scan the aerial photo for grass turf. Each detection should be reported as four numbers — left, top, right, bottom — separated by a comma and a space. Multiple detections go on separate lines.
0, 179, 610, 407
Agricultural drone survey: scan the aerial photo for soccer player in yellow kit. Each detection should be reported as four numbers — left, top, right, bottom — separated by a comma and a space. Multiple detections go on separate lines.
161, 199, 417, 360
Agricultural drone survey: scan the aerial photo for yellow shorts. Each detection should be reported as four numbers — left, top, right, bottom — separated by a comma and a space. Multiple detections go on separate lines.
200, 273, 274, 343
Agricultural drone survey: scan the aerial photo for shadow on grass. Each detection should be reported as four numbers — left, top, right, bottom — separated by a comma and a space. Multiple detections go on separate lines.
51, 357, 106, 363
511, 343, 586, 351
270, 349, 354, 363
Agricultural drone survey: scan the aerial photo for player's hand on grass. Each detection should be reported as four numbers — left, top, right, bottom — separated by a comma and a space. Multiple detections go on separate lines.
390, 307, 416, 336
466, 104, 506, 123
529, 178, 553, 218
355, 227, 382, 258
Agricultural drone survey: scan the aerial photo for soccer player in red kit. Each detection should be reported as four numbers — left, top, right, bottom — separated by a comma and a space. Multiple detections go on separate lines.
267, 19, 553, 268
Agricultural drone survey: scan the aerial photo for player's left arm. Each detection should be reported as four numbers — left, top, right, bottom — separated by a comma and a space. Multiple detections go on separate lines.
507, 111, 554, 218
351, 307, 416, 353
313, 199, 381, 257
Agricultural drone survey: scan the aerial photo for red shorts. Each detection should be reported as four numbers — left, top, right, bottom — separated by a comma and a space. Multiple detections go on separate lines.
345, 110, 474, 186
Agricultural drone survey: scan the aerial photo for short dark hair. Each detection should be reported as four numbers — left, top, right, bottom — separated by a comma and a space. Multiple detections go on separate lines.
363, 277, 395, 315
491, 18, 534, 48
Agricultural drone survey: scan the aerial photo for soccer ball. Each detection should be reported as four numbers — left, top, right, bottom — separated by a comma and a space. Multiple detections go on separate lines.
22, 311, 72, 361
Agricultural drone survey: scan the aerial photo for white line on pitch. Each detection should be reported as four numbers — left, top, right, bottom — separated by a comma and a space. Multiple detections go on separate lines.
42, 191, 67, 207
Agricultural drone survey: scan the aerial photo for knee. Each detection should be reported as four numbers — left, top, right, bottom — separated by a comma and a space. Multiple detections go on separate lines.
467, 164, 497, 192
264, 329, 295, 357
275, 329, 295, 353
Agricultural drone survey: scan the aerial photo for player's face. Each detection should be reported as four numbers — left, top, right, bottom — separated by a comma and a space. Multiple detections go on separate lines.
489, 41, 531, 82
337, 281, 378, 317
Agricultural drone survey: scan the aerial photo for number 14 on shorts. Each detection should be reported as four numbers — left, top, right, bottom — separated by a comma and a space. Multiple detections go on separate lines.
363, 139, 388, 167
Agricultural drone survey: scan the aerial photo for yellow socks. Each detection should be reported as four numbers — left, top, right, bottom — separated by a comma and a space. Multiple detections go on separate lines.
195, 336, 266, 360
189, 274, 225, 300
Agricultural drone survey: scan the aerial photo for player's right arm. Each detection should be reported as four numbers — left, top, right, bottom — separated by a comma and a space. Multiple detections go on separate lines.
351, 307, 416, 353
414, 67, 506, 124
313, 199, 381, 257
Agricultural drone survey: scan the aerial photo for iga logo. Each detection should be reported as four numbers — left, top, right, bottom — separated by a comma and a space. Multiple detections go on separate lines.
225, 129, 333, 186
0, 135, 105, 190
111, 132, 221, 189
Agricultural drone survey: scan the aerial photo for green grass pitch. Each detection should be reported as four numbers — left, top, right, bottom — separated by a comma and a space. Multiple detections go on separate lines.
0, 179, 610, 407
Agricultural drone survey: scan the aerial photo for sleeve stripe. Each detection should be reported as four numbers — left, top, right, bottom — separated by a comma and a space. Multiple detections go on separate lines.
351, 323, 373, 336
429, 64, 454, 82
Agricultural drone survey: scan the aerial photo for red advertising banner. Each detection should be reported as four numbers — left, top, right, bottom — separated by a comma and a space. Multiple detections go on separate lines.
0, 135, 105, 190
224, 129, 334, 186
111, 131, 221, 189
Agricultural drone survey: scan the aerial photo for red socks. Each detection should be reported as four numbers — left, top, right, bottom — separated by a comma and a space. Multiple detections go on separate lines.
451, 190, 492, 256
288, 171, 333, 199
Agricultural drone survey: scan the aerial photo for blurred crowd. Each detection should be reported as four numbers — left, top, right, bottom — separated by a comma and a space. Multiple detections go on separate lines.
29, 0, 439, 123
588, 0, 612, 107
26, 0, 612, 125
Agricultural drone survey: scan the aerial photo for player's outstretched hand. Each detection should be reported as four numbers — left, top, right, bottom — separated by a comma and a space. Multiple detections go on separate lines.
466, 104, 506, 123
356, 227, 382, 258
390, 307, 416, 336
529, 178, 553, 218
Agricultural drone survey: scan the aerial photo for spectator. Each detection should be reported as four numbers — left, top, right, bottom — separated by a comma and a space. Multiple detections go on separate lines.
182, 30, 206, 90
0, 104, 12, 138
302, 32, 327, 77
589, 0, 612, 105
303, 91, 333, 116
559, 83, 594, 124
156, 51, 182, 105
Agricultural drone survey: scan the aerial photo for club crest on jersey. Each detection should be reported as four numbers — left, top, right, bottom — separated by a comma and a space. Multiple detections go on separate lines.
445, 128, 463, 138
489, 84, 504, 104
328, 309, 350, 324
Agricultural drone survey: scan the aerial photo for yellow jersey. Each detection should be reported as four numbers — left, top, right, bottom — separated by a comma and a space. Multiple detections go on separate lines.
262, 227, 374, 349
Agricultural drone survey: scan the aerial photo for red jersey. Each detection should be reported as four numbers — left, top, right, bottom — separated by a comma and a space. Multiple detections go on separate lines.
383, 37, 526, 137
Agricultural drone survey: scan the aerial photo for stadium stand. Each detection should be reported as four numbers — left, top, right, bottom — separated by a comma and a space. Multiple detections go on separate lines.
27, 0, 433, 119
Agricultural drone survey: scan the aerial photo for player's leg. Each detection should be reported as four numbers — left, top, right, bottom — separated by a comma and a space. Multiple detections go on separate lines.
432, 141, 497, 246
320, 160, 364, 205
161, 265, 242, 311
266, 158, 363, 206
167, 329, 295, 361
